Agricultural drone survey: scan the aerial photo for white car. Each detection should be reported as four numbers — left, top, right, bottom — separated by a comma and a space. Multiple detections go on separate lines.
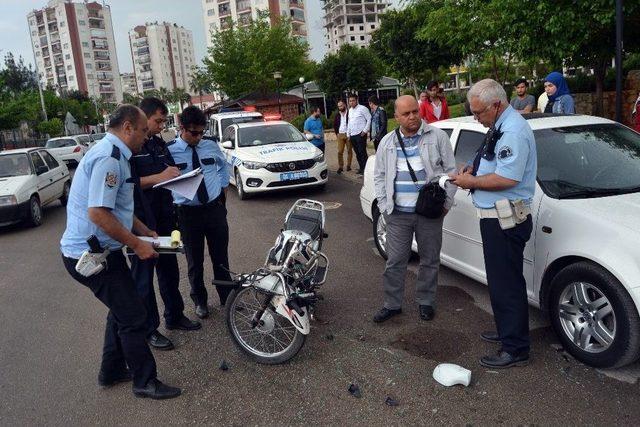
219, 121, 328, 199
360, 114, 640, 368
207, 110, 264, 141
44, 135, 90, 167
0, 148, 71, 227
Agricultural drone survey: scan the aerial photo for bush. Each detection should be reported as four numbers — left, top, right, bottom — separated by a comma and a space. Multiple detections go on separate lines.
383, 100, 395, 117
445, 91, 466, 106
36, 118, 64, 137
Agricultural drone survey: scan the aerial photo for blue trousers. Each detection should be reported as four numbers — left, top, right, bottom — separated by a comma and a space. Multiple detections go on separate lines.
479, 216, 533, 356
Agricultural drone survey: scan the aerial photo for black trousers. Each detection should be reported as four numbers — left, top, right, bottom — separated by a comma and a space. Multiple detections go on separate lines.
62, 251, 157, 388
479, 216, 533, 356
129, 216, 185, 334
349, 134, 368, 172
177, 198, 233, 307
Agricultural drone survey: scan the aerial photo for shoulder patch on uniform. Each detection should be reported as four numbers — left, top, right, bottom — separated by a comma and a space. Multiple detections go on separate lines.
110, 145, 121, 160
498, 146, 513, 159
105, 172, 118, 188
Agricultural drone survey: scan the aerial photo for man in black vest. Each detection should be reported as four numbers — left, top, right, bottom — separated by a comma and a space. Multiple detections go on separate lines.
129, 97, 201, 351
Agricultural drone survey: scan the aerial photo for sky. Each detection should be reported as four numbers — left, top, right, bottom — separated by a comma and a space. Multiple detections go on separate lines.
0, 0, 398, 75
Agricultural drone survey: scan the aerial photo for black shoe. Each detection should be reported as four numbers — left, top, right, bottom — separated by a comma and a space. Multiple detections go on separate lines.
480, 330, 501, 343
195, 305, 209, 319
356, 170, 364, 175
373, 307, 402, 323
166, 316, 202, 331
337, 168, 343, 174
147, 330, 174, 351
133, 378, 182, 400
346, 166, 352, 171
98, 369, 132, 387
419, 305, 435, 321
480, 350, 529, 369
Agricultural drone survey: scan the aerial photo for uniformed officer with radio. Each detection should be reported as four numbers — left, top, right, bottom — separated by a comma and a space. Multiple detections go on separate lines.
450, 79, 537, 369
60, 104, 181, 399
167, 106, 233, 319
129, 97, 201, 352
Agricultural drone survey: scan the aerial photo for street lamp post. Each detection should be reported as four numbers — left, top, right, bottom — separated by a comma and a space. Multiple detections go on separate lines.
273, 71, 282, 116
299, 76, 308, 114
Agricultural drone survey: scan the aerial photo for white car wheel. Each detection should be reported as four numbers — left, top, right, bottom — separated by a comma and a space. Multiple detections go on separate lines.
372, 205, 388, 260
235, 169, 248, 200
26, 196, 42, 227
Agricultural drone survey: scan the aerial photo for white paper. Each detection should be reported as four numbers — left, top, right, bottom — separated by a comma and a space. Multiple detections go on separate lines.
153, 167, 203, 200
138, 236, 178, 249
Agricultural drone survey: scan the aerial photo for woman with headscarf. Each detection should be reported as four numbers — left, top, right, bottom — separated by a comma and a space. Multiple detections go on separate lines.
543, 71, 575, 114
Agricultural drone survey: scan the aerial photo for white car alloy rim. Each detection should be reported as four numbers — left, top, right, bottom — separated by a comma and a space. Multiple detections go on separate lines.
558, 282, 616, 353
31, 199, 41, 223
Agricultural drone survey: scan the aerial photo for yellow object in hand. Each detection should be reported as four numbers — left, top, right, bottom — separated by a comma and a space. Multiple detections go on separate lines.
170, 230, 181, 248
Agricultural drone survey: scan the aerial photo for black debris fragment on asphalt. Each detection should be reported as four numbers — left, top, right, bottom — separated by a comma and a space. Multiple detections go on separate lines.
325, 333, 334, 341
348, 383, 362, 398
219, 360, 229, 371
385, 396, 399, 407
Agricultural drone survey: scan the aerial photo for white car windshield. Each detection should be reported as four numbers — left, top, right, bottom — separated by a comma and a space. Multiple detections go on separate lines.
535, 123, 640, 198
0, 154, 31, 177
238, 124, 306, 147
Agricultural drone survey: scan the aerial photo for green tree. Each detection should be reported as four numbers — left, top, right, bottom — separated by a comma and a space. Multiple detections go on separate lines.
315, 44, 383, 98
122, 92, 141, 105
190, 66, 213, 108
202, 16, 314, 98
0, 53, 38, 99
171, 88, 191, 111
36, 118, 64, 137
371, 1, 461, 96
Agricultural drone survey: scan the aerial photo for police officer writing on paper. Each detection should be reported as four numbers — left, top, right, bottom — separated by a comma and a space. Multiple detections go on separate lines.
129, 97, 201, 352
450, 79, 537, 369
167, 106, 233, 319
372, 95, 457, 323
60, 105, 181, 399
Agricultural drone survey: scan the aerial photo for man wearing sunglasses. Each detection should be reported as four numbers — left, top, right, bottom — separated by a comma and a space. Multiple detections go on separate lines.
167, 106, 233, 319
129, 98, 202, 352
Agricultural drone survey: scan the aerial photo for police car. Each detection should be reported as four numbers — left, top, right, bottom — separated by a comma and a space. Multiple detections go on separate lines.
0, 148, 71, 227
219, 121, 328, 199
360, 114, 640, 368
207, 111, 264, 141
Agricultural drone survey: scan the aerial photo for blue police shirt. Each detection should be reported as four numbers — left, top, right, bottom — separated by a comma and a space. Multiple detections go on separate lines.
167, 136, 229, 206
472, 105, 537, 209
303, 116, 324, 147
60, 133, 134, 258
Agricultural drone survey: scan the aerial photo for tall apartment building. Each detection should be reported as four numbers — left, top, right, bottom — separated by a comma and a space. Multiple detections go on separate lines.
322, 0, 389, 55
120, 72, 138, 95
27, 0, 122, 103
129, 22, 196, 94
201, 0, 309, 49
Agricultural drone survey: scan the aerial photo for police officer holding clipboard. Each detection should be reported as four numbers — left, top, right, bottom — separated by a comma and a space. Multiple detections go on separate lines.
60, 105, 181, 399
450, 79, 537, 369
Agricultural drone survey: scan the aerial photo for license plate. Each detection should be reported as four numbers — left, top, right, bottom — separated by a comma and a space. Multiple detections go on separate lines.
280, 171, 309, 181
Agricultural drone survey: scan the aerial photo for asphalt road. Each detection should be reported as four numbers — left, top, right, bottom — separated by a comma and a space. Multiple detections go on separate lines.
1, 159, 640, 425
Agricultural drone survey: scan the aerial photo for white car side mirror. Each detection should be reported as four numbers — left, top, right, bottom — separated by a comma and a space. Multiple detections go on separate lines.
222, 140, 233, 149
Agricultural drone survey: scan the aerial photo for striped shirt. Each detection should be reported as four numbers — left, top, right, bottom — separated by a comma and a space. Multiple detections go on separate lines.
394, 133, 426, 213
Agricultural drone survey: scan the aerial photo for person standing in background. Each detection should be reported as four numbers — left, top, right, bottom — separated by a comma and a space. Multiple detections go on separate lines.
420, 80, 450, 123
510, 79, 536, 113
369, 95, 388, 151
347, 94, 372, 175
543, 72, 575, 114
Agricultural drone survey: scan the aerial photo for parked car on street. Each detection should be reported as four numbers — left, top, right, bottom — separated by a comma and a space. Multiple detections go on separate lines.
87, 132, 106, 149
219, 121, 328, 199
44, 135, 89, 167
360, 113, 640, 368
0, 148, 71, 227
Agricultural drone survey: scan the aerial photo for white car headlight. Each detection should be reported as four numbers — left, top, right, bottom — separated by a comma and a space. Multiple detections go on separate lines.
0, 195, 17, 206
242, 160, 268, 170
313, 153, 325, 163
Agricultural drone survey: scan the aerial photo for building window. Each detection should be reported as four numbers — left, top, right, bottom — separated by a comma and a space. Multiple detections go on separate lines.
86, 64, 92, 69
65, 54, 70, 59
350, 36, 355, 41
82, 42, 89, 47
84, 53, 91, 58
63, 43, 69, 49
69, 75, 75, 81
79, 20, 86, 26
67, 65, 72, 70
31, 30, 37, 36
207, 9, 215, 16
371, 24, 375, 29
59, 21, 65, 27
360, 36, 364, 41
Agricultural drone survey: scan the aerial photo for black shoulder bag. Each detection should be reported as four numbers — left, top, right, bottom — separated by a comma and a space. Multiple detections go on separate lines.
394, 128, 446, 219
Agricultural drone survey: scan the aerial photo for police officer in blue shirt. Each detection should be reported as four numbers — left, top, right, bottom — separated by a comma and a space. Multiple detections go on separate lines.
129, 98, 202, 352
60, 105, 181, 399
167, 106, 233, 319
451, 79, 537, 369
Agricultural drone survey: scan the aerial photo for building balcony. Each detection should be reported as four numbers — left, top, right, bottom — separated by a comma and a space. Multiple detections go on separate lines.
51, 46, 62, 54
95, 54, 110, 61
137, 55, 151, 64
218, 0, 230, 3
237, 6, 251, 13
99, 84, 115, 92
97, 74, 113, 81
58, 78, 68, 87
42, 49, 50, 58
90, 29, 107, 39
96, 64, 112, 71
89, 22, 105, 30
290, 0, 304, 9
88, 10, 104, 19
142, 81, 155, 90
92, 43, 108, 50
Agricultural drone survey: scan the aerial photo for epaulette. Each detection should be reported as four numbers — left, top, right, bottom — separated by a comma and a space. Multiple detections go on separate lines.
110, 144, 121, 160
166, 139, 177, 147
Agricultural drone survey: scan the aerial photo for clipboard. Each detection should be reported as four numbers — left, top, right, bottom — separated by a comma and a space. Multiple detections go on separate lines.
126, 236, 185, 254
153, 167, 204, 200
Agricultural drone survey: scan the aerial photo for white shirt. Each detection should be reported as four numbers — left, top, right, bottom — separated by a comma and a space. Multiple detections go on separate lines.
537, 92, 548, 113
338, 111, 348, 134
347, 104, 371, 136
432, 101, 442, 119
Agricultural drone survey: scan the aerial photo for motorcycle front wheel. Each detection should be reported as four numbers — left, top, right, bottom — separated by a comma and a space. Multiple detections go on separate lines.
226, 286, 306, 364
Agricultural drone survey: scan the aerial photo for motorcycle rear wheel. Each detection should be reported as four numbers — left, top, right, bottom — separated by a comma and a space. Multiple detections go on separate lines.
226, 286, 306, 364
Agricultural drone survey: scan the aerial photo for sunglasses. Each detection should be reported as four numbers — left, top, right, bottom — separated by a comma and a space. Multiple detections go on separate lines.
185, 129, 204, 136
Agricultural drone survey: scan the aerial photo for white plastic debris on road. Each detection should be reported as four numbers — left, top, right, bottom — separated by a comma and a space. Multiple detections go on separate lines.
433, 363, 472, 387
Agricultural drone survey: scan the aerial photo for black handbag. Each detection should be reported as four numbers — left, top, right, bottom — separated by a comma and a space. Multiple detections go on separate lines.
395, 128, 446, 219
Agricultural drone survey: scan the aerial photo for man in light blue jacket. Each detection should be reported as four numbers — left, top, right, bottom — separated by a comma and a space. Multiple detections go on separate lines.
372, 95, 457, 323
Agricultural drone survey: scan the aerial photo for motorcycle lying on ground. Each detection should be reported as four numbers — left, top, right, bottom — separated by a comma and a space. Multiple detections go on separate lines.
215, 199, 329, 364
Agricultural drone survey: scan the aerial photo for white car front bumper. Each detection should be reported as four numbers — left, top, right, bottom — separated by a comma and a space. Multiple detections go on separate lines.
237, 161, 328, 193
